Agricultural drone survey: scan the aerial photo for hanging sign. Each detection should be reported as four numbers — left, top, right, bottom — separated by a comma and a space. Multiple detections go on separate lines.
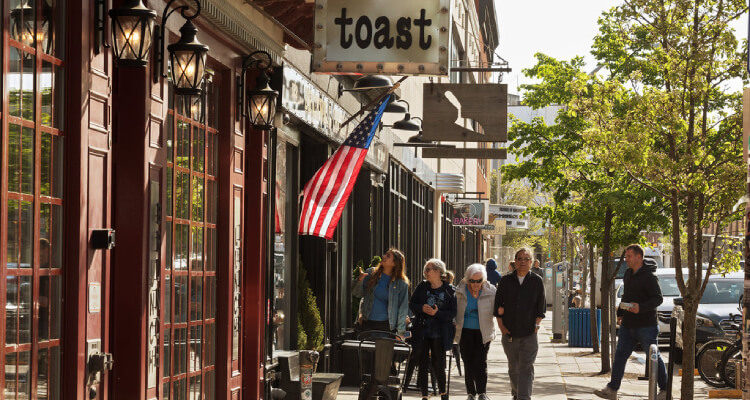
312, 0, 451, 75
452, 202, 488, 226
489, 204, 529, 229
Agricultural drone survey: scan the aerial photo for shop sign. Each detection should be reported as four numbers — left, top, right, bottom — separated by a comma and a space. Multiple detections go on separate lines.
489, 204, 529, 229
482, 219, 506, 235
282, 67, 388, 172
312, 0, 451, 75
422, 83, 507, 142
451, 202, 487, 226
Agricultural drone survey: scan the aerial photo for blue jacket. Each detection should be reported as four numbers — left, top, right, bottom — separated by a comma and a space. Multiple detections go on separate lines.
353, 267, 410, 336
409, 280, 457, 351
486, 259, 501, 286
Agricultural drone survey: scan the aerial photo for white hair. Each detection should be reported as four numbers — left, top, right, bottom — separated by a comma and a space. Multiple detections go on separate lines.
424, 258, 448, 280
463, 263, 487, 284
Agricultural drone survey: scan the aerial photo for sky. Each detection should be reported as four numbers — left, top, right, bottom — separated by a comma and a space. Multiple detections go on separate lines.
494, 0, 748, 97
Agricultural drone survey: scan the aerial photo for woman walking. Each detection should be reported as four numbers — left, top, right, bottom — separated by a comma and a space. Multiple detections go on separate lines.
455, 263, 497, 400
410, 259, 457, 400
352, 248, 410, 337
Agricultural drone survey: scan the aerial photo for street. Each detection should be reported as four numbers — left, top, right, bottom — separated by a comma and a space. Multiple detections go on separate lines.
337, 311, 712, 399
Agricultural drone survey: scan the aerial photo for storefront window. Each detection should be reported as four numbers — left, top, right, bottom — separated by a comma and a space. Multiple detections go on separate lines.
272, 141, 291, 351
164, 74, 218, 400
4, 1, 65, 398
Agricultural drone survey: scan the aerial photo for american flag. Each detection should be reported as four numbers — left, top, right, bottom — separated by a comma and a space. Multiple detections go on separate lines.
299, 95, 392, 239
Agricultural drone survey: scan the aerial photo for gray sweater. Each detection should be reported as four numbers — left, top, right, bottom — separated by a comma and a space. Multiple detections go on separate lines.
454, 281, 497, 344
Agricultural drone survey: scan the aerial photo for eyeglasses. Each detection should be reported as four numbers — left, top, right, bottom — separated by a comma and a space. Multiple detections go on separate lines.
515, 257, 532, 262
468, 279, 483, 284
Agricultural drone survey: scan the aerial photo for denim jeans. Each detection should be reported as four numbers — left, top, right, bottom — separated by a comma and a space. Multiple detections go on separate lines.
608, 325, 667, 391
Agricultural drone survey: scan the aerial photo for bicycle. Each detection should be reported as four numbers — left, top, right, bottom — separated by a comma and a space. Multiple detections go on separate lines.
695, 311, 742, 388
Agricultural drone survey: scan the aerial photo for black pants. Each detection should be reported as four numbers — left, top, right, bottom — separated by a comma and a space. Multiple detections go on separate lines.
459, 328, 490, 395
418, 337, 446, 396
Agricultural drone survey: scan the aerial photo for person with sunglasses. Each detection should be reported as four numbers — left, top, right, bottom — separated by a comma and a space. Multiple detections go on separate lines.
454, 263, 497, 400
353, 248, 411, 338
493, 247, 546, 400
409, 259, 457, 400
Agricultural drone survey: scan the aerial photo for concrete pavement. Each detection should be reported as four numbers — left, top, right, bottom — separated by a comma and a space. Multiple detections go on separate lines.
336, 311, 713, 399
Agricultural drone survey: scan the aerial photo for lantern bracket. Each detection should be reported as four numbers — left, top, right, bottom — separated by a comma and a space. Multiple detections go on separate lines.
237, 50, 274, 119
94, 0, 110, 54
153, 0, 202, 83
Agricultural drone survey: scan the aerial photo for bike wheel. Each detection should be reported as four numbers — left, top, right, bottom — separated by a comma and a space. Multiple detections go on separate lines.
720, 344, 742, 389
697, 339, 733, 388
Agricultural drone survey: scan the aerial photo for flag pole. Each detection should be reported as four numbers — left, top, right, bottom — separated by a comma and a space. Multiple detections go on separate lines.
338, 76, 408, 131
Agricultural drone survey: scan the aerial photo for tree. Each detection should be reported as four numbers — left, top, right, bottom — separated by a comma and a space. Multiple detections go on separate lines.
577, 1, 746, 395
504, 54, 669, 371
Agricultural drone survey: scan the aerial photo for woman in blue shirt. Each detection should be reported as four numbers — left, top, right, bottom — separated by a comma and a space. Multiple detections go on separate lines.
352, 249, 410, 337
454, 263, 497, 400
410, 259, 457, 400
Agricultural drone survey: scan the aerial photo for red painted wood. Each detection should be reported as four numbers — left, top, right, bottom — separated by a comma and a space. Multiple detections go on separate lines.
242, 124, 267, 400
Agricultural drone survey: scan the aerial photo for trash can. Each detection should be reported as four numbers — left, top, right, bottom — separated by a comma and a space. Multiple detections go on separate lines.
568, 308, 601, 347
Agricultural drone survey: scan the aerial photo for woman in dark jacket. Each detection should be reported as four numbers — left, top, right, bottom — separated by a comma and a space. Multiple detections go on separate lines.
410, 258, 457, 400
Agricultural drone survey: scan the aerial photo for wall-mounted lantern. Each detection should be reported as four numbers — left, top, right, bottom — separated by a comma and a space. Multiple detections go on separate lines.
239, 51, 279, 130
108, 0, 156, 66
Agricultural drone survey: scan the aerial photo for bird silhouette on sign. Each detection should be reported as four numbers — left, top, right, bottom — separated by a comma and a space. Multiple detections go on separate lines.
421, 83, 507, 142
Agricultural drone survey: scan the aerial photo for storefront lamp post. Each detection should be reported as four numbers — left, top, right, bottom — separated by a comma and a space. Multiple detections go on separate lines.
241, 51, 278, 130
167, 18, 208, 96
108, 0, 157, 67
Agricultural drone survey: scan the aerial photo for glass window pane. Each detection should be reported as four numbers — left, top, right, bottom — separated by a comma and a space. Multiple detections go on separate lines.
175, 172, 189, 220
190, 226, 202, 271
191, 176, 203, 222
22, 127, 34, 194
207, 133, 217, 176
47, 346, 61, 400
192, 128, 204, 172
174, 275, 187, 324
163, 382, 170, 400
205, 275, 215, 320
8, 124, 20, 192
189, 374, 201, 400
175, 224, 188, 270
20, 201, 33, 267
176, 121, 190, 169
6, 276, 18, 345
41, 133, 51, 195
190, 276, 202, 322
188, 325, 201, 373
37, 348, 48, 400
7, 200, 19, 267
205, 323, 215, 367
41, 61, 53, 126
204, 370, 215, 400
166, 168, 173, 217
52, 135, 63, 198
205, 228, 215, 272
166, 223, 173, 270
9, 47, 21, 117
163, 327, 171, 376
50, 275, 61, 340
39, 275, 51, 341
50, 204, 62, 269
19, 276, 32, 344
167, 115, 174, 164
174, 377, 187, 400
173, 328, 187, 375
165, 274, 171, 323
4, 352, 17, 398
206, 180, 216, 225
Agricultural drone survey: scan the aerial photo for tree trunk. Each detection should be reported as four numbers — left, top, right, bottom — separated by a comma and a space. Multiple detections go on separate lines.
600, 206, 613, 373
680, 298, 698, 399
581, 245, 589, 308
588, 244, 599, 353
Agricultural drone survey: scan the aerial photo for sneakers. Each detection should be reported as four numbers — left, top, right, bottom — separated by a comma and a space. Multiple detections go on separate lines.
466, 396, 476, 400
657, 390, 668, 400
477, 394, 490, 400
594, 386, 618, 400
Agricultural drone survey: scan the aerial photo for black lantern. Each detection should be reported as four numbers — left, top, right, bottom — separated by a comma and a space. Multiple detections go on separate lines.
168, 19, 208, 96
10, 1, 35, 48
240, 51, 278, 130
392, 113, 422, 131
349, 75, 393, 91
108, 0, 156, 66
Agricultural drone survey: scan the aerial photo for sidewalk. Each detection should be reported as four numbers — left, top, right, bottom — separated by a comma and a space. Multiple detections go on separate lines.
336, 311, 712, 399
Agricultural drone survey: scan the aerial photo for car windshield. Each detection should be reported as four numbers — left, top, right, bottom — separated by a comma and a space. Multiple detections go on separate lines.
659, 278, 681, 297
700, 280, 742, 304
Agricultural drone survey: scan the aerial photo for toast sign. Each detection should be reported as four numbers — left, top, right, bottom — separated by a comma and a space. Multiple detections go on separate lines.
313, 0, 451, 75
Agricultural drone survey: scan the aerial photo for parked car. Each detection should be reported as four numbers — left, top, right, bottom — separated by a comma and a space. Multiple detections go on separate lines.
692, 272, 743, 345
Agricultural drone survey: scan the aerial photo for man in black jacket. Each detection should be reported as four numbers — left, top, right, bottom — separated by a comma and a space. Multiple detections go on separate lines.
494, 247, 546, 400
595, 244, 667, 400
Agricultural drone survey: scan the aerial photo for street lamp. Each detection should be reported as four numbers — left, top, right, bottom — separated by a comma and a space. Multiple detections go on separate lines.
349, 75, 392, 91
239, 51, 278, 130
108, 0, 157, 67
